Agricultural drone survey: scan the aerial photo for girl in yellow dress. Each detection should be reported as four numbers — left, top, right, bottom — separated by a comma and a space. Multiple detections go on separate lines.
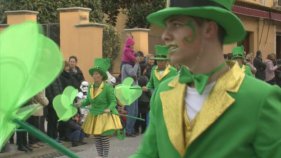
81, 58, 122, 158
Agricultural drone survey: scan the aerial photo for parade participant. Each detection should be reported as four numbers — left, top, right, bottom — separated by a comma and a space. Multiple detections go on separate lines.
131, 0, 281, 158
143, 45, 178, 91
81, 58, 122, 158
231, 46, 254, 76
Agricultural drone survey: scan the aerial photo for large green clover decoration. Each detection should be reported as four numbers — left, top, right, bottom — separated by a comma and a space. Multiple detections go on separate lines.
0, 22, 78, 158
53, 86, 78, 122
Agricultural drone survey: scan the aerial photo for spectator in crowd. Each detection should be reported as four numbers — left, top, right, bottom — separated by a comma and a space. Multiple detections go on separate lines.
136, 51, 146, 74
265, 53, 280, 85
46, 75, 63, 141
144, 54, 155, 79
59, 61, 80, 141
17, 102, 33, 152
121, 49, 141, 137
253, 50, 266, 80
27, 90, 49, 148
61, 61, 80, 89
134, 64, 151, 134
246, 53, 257, 75
122, 37, 136, 67
65, 114, 86, 147
69, 56, 85, 88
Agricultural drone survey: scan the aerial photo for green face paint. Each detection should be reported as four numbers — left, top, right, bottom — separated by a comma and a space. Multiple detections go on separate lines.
184, 20, 196, 43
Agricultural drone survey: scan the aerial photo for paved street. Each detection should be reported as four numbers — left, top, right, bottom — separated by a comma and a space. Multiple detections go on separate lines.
0, 135, 142, 158
58, 135, 142, 158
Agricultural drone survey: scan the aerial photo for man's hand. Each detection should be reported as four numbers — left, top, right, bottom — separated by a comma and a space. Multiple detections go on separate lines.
142, 86, 148, 92
135, 56, 141, 63
74, 99, 82, 107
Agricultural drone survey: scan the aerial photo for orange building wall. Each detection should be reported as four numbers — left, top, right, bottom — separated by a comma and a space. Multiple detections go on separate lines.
58, 7, 104, 82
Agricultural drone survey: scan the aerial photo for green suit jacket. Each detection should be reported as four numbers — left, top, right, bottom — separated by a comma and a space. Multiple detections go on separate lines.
146, 65, 178, 90
130, 62, 281, 158
82, 82, 117, 116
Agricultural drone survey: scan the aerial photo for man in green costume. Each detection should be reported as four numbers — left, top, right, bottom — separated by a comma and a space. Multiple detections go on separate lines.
143, 45, 178, 91
130, 0, 281, 158
231, 46, 254, 76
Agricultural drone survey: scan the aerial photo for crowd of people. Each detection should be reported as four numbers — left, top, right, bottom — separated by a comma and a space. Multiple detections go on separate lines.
1, 27, 281, 158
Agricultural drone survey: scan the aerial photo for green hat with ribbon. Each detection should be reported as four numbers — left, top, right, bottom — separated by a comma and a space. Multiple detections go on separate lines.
147, 0, 246, 44
152, 45, 169, 60
231, 46, 245, 59
89, 58, 110, 80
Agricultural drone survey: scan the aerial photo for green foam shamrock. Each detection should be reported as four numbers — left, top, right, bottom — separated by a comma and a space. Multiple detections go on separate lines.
0, 104, 41, 149
0, 22, 79, 158
114, 77, 142, 106
53, 86, 78, 122
0, 22, 63, 150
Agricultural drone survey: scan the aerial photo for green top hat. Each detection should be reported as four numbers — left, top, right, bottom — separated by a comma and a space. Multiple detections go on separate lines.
231, 46, 245, 59
89, 58, 110, 80
147, 0, 246, 44
152, 45, 169, 60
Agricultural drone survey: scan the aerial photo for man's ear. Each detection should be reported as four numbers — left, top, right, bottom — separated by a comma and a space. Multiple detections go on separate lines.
202, 21, 219, 40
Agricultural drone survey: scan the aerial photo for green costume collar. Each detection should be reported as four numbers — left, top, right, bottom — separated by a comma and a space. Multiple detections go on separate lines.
179, 63, 226, 94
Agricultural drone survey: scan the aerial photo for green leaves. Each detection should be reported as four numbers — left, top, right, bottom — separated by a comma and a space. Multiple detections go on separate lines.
114, 77, 142, 106
0, 21, 63, 150
53, 86, 78, 122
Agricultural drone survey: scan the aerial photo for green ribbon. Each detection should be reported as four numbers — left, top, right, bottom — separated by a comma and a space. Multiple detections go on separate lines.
179, 63, 226, 94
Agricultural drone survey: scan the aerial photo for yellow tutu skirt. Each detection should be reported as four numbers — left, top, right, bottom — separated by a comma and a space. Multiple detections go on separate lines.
82, 113, 123, 135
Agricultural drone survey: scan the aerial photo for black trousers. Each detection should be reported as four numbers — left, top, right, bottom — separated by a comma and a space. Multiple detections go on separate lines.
47, 107, 58, 139
27, 116, 39, 144
16, 129, 27, 147
58, 122, 67, 140
134, 101, 149, 134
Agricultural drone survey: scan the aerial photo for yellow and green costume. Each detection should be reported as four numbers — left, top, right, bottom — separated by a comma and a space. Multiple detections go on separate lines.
82, 58, 122, 135
147, 65, 178, 90
231, 46, 254, 76
147, 45, 178, 89
131, 62, 281, 158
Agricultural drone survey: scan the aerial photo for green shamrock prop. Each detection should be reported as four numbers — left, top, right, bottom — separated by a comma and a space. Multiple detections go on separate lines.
0, 104, 41, 149
0, 22, 78, 158
114, 77, 142, 106
53, 86, 78, 122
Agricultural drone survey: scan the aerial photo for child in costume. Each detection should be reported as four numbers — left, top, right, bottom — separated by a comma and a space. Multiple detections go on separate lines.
77, 81, 89, 123
81, 58, 122, 158
231, 46, 254, 76
122, 37, 136, 66
143, 45, 178, 91
131, 0, 281, 158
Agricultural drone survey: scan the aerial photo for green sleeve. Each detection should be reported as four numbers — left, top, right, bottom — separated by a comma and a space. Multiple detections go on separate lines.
146, 68, 155, 89
245, 65, 254, 76
106, 84, 117, 111
129, 89, 159, 158
170, 67, 178, 76
253, 86, 281, 157
81, 86, 91, 107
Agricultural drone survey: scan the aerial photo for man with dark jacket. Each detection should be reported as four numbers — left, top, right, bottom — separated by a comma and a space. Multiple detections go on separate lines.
253, 50, 266, 80
46, 76, 63, 140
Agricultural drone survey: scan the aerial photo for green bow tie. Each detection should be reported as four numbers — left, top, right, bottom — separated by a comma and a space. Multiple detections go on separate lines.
179, 63, 226, 94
